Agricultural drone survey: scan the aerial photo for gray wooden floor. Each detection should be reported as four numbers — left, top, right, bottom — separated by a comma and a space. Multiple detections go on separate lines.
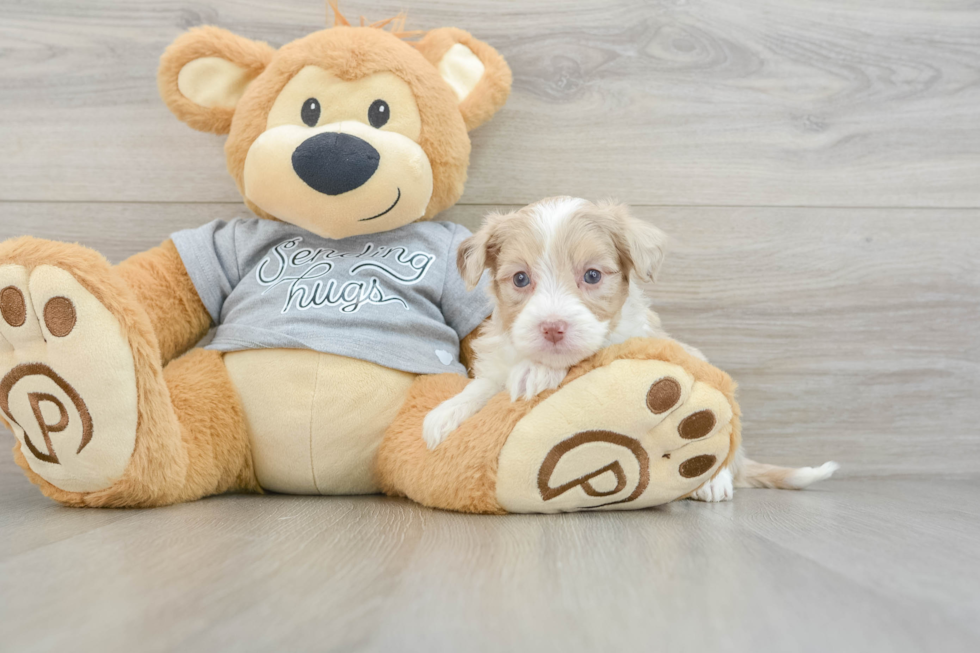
1, 1, 979, 651
2, 454, 978, 652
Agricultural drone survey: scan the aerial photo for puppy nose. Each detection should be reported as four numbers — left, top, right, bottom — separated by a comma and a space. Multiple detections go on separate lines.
540, 321, 567, 344
292, 132, 380, 195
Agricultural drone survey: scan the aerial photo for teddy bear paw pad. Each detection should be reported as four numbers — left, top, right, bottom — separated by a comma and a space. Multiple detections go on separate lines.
495, 359, 734, 513
0, 264, 138, 492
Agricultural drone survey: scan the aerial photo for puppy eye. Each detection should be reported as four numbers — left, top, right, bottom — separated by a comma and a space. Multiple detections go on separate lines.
301, 98, 320, 127
513, 272, 531, 288
368, 99, 390, 128
584, 269, 602, 284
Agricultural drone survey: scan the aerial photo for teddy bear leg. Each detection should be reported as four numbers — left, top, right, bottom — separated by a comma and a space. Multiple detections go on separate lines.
377, 339, 740, 514
0, 238, 257, 507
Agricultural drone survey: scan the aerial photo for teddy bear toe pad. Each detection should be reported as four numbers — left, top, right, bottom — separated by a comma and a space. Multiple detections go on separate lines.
0, 264, 138, 492
495, 359, 733, 513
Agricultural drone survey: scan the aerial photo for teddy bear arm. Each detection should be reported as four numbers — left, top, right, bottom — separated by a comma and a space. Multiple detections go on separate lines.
114, 239, 211, 364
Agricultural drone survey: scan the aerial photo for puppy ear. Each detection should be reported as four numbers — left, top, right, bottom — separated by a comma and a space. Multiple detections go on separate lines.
457, 227, 491, 291
158, 26, 275, 134
457, 213, 505, 290
413, 27, 512, 131
600, 201, 669, 283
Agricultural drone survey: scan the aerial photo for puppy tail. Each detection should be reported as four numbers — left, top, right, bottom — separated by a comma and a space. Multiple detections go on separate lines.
733, 456, 840, 490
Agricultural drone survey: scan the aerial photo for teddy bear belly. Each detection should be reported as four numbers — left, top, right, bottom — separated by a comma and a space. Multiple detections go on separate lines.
224, 349, 417, 495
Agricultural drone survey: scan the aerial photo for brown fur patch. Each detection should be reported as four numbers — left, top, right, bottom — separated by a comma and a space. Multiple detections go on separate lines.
589, 200, 668, 283
458, 318, 489, 376
115, 240, 211, 365
552, 208, 631, 324
486, 214, 543, 331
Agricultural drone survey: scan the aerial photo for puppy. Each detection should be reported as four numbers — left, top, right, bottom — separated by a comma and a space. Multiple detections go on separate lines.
423, 197, 837, 501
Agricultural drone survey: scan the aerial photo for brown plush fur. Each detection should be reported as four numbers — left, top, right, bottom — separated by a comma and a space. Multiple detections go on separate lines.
1, 237, 257, 507
115, 240, 211, 365
158, 26, 276, 135
412, 28, 513, 132
378, 373, 516, 514
161, 349, 260, 502
377, 337, 741, 513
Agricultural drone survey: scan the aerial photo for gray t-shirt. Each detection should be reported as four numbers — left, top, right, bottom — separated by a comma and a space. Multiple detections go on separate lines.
171, 218, 490, 376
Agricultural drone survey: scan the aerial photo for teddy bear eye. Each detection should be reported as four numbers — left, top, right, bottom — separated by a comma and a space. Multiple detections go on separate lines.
368, 99, 390, 128
301, 98, 320, 127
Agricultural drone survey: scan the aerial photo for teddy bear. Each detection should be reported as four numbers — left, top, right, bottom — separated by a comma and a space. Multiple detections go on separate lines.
0, 7, 740, 513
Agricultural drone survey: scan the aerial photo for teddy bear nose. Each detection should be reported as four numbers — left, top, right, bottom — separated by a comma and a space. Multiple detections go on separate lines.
291, 132, 380, 195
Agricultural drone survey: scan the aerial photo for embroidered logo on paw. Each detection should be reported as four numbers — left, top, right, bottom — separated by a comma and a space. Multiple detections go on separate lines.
434, 349, 454, 366
537, 430, 651, 508
0, 362, 93, 465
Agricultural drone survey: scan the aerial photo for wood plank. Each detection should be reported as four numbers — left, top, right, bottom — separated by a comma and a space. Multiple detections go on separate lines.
2, 0, 980, 206
1, 456, 977, 652
1, 201, 978, 475
0, 452, 139, 559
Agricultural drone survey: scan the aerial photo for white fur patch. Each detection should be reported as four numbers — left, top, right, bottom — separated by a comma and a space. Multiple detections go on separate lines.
506, 360, 567, 401
690, 467, 734, 502
423, 377, 501, 448
786, 461, 840, 488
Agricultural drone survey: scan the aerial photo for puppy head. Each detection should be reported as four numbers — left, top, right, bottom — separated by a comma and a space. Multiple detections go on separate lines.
458, 197, 668, 367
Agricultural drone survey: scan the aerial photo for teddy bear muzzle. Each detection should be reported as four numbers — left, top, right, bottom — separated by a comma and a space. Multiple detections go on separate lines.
242, 121, 434, 240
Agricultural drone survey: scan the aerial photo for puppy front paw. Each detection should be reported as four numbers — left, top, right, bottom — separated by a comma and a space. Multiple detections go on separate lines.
422, 403, 463, 450
507, 362, 567, 401
690, 467, 734, 502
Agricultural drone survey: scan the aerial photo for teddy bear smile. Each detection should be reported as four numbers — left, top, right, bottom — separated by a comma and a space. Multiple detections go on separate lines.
359, 188, 402, 222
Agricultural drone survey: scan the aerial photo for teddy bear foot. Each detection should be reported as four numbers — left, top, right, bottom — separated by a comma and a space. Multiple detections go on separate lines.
0, 255, 140, 494
495, 357, 735, 513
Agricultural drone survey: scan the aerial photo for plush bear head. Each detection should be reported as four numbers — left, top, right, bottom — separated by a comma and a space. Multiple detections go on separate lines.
158, 7, 511, 239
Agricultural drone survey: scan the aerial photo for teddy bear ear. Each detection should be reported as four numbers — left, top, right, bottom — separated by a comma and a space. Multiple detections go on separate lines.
413, 27, 512, 132
158, 26, 275, 135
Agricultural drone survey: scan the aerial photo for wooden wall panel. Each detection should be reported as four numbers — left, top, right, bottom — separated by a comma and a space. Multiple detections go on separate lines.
1, 1, 979, 206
